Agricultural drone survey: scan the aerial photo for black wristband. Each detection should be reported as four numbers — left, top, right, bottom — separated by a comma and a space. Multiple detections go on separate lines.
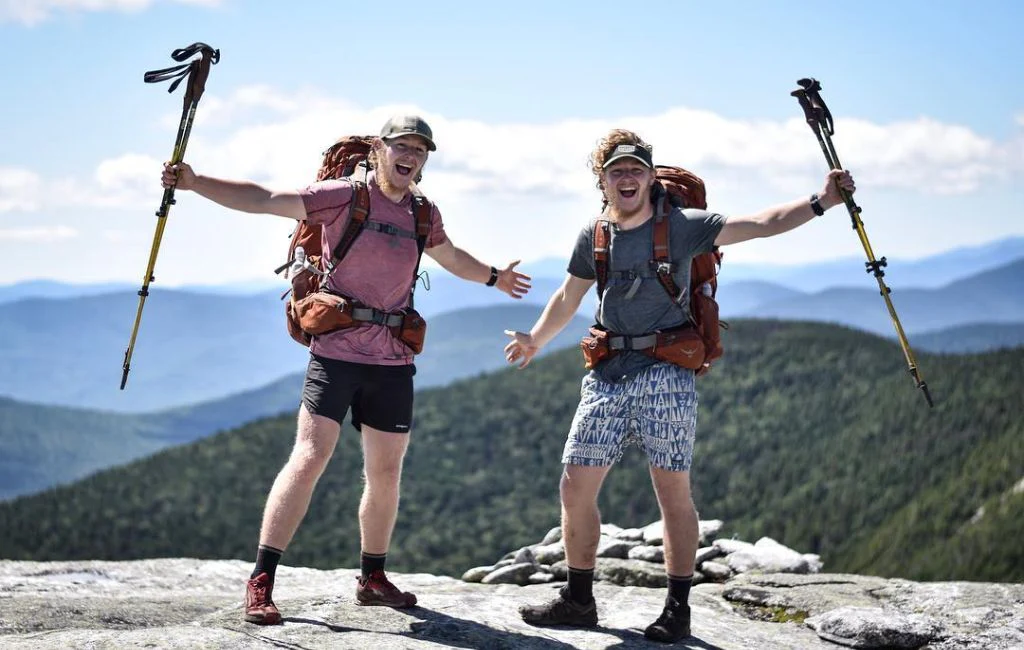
809, 193, 825, 217
485, 266, 499, 287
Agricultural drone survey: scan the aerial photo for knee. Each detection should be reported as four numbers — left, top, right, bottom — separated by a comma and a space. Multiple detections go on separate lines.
364, 461, 403, 489
559, 472, 596, 511
288, 440, 332, 478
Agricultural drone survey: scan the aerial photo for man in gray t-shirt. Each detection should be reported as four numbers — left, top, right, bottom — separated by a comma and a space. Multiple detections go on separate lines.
506, 128, 855, 643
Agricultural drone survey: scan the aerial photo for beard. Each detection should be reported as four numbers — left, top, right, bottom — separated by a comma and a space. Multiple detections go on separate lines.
375, 157, 418, 196
606, 190, 650, 221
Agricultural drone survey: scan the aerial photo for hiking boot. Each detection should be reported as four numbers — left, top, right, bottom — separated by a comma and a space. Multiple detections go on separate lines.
244, 572, 282, 625
519, 585, 598, 628
355, 569, 417, 608
644, 597, 691, 643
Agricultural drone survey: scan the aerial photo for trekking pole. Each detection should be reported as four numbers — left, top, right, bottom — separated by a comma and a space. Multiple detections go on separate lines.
790, 78, 934, 408
121, 42, 220, 389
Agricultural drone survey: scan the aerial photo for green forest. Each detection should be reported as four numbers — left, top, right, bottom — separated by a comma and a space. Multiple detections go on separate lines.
1, 319, 1021, 583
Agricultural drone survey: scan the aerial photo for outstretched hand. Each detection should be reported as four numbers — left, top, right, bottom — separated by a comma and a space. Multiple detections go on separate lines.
161, 161, 196, 191
495, 260, 532, 299
504, 329, 540, 369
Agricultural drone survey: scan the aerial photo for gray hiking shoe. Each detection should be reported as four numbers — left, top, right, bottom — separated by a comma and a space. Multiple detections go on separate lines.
519, 585, 598, 628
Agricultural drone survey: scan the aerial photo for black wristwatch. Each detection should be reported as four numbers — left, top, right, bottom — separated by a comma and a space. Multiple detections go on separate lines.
485, 266, 499, 287
809, 193, 825, 217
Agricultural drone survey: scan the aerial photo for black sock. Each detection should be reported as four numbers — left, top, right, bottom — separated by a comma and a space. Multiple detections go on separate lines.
361, 552, 387, 580
667, 574, 693, 607
567, 567, 595, 604
251, 544, 284, 582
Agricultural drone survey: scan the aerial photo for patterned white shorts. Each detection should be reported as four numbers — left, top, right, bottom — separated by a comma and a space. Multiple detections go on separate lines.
562, 363, 698, 472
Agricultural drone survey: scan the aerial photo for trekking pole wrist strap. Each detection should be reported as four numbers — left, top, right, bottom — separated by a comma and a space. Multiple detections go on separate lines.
486, 266, 499, 287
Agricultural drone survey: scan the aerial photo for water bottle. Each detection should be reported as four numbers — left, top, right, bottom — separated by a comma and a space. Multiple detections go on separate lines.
291, 246, 306, 276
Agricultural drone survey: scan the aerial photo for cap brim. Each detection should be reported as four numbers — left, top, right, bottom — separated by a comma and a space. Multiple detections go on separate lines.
602, 153, 652, 169
382, 132, 436, 151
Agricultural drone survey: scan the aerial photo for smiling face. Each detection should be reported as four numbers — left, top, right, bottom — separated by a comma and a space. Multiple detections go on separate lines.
373, 134, 430, 194
601, 158, 656, 220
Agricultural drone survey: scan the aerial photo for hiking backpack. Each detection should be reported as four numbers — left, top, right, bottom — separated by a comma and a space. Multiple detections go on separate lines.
276, 135, 432, 346
593, 165, 725, 374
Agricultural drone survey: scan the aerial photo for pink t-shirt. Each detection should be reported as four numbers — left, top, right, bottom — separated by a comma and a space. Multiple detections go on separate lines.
299, 174, 448, 365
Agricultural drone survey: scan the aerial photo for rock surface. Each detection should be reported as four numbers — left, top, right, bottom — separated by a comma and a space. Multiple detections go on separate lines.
2, 559, 1022, 649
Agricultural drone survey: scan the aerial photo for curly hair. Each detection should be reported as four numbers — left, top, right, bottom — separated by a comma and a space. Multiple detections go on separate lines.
588, 129, 653, 192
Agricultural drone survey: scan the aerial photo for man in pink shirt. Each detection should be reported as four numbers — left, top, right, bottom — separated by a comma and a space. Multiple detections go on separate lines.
161, 115, 531, 624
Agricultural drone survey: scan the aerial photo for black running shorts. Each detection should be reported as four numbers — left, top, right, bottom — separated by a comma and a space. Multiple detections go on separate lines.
301, 354, 415, 433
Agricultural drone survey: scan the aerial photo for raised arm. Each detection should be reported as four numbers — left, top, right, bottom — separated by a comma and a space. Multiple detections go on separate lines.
425, 239, 532, 299
715, 169, 854, 246
504, 274, 594, 369
161, 161, 307, 220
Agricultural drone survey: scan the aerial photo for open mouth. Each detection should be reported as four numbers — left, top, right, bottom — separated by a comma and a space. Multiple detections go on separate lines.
618, 188, 638, 199
395, 163, 413, 177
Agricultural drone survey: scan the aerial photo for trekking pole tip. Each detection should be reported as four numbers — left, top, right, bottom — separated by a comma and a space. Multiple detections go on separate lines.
920, 382, 934, 408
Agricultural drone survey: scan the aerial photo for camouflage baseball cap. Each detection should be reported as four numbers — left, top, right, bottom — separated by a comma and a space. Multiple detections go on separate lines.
379, 114, 436, 151
602, 143, 653, 169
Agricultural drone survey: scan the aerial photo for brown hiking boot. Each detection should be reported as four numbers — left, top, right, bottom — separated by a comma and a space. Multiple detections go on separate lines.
244, 572, 282, 625
519, 585, 598, 628
355, 569, 417, 608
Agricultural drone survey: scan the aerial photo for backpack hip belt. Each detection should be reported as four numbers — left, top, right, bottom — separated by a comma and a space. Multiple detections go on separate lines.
292, 290, 426, 354
581, 325, 705, 371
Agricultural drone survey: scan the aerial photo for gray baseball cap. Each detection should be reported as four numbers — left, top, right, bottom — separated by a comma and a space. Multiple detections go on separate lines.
602, 143, 653, 169
380, 114, 436, 151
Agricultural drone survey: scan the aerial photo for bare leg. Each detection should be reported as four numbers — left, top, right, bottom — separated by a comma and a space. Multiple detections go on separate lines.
560, 464, 613, 569
358, 425, 410, 554
258, 404, 341, 550
649, 467, 698, 576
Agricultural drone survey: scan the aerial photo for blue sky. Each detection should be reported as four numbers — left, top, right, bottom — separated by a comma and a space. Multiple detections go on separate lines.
2, 0, 1022, 286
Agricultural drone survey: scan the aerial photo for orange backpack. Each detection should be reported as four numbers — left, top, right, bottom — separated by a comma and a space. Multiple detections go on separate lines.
592, 165, 725, 374
276, 136, 432, 347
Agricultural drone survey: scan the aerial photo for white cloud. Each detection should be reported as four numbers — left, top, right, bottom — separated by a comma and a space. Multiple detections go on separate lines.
0, 0, 221, 25
0, 167, 42, 212
11, 91, 1024, 215
5, 89, 1024, 285
0, 225, 77, 241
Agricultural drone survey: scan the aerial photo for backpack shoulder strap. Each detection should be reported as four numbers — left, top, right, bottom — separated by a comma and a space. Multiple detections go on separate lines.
407, 193, 433, 307
328, 180, 371, 266
593, 219, 611, 300
652, 207, 685, 305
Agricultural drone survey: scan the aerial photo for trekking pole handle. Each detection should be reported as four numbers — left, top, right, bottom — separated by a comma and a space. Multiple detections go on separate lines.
791, 78, 834, 136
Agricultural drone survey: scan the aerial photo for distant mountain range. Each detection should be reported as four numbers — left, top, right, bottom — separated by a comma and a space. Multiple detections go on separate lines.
735, 259, 1024, 335
0, 251, 1019, 414
4, 235, 1022, 304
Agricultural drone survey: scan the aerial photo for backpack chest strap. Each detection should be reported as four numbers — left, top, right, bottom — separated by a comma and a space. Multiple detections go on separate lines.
363, 219, 418, 240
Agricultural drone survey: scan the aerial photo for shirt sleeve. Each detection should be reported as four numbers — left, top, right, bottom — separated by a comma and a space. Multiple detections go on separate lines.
426, 202, 449, 248
677, 208, 727, 255
567, 222, 597, 280
299, 179, 355, 227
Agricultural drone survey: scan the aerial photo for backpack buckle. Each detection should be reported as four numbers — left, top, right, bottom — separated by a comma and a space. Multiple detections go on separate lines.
654, 261, 674, 276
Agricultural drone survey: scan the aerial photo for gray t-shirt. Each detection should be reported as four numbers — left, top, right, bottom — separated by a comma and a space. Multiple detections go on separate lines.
568, 207, 726, 382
